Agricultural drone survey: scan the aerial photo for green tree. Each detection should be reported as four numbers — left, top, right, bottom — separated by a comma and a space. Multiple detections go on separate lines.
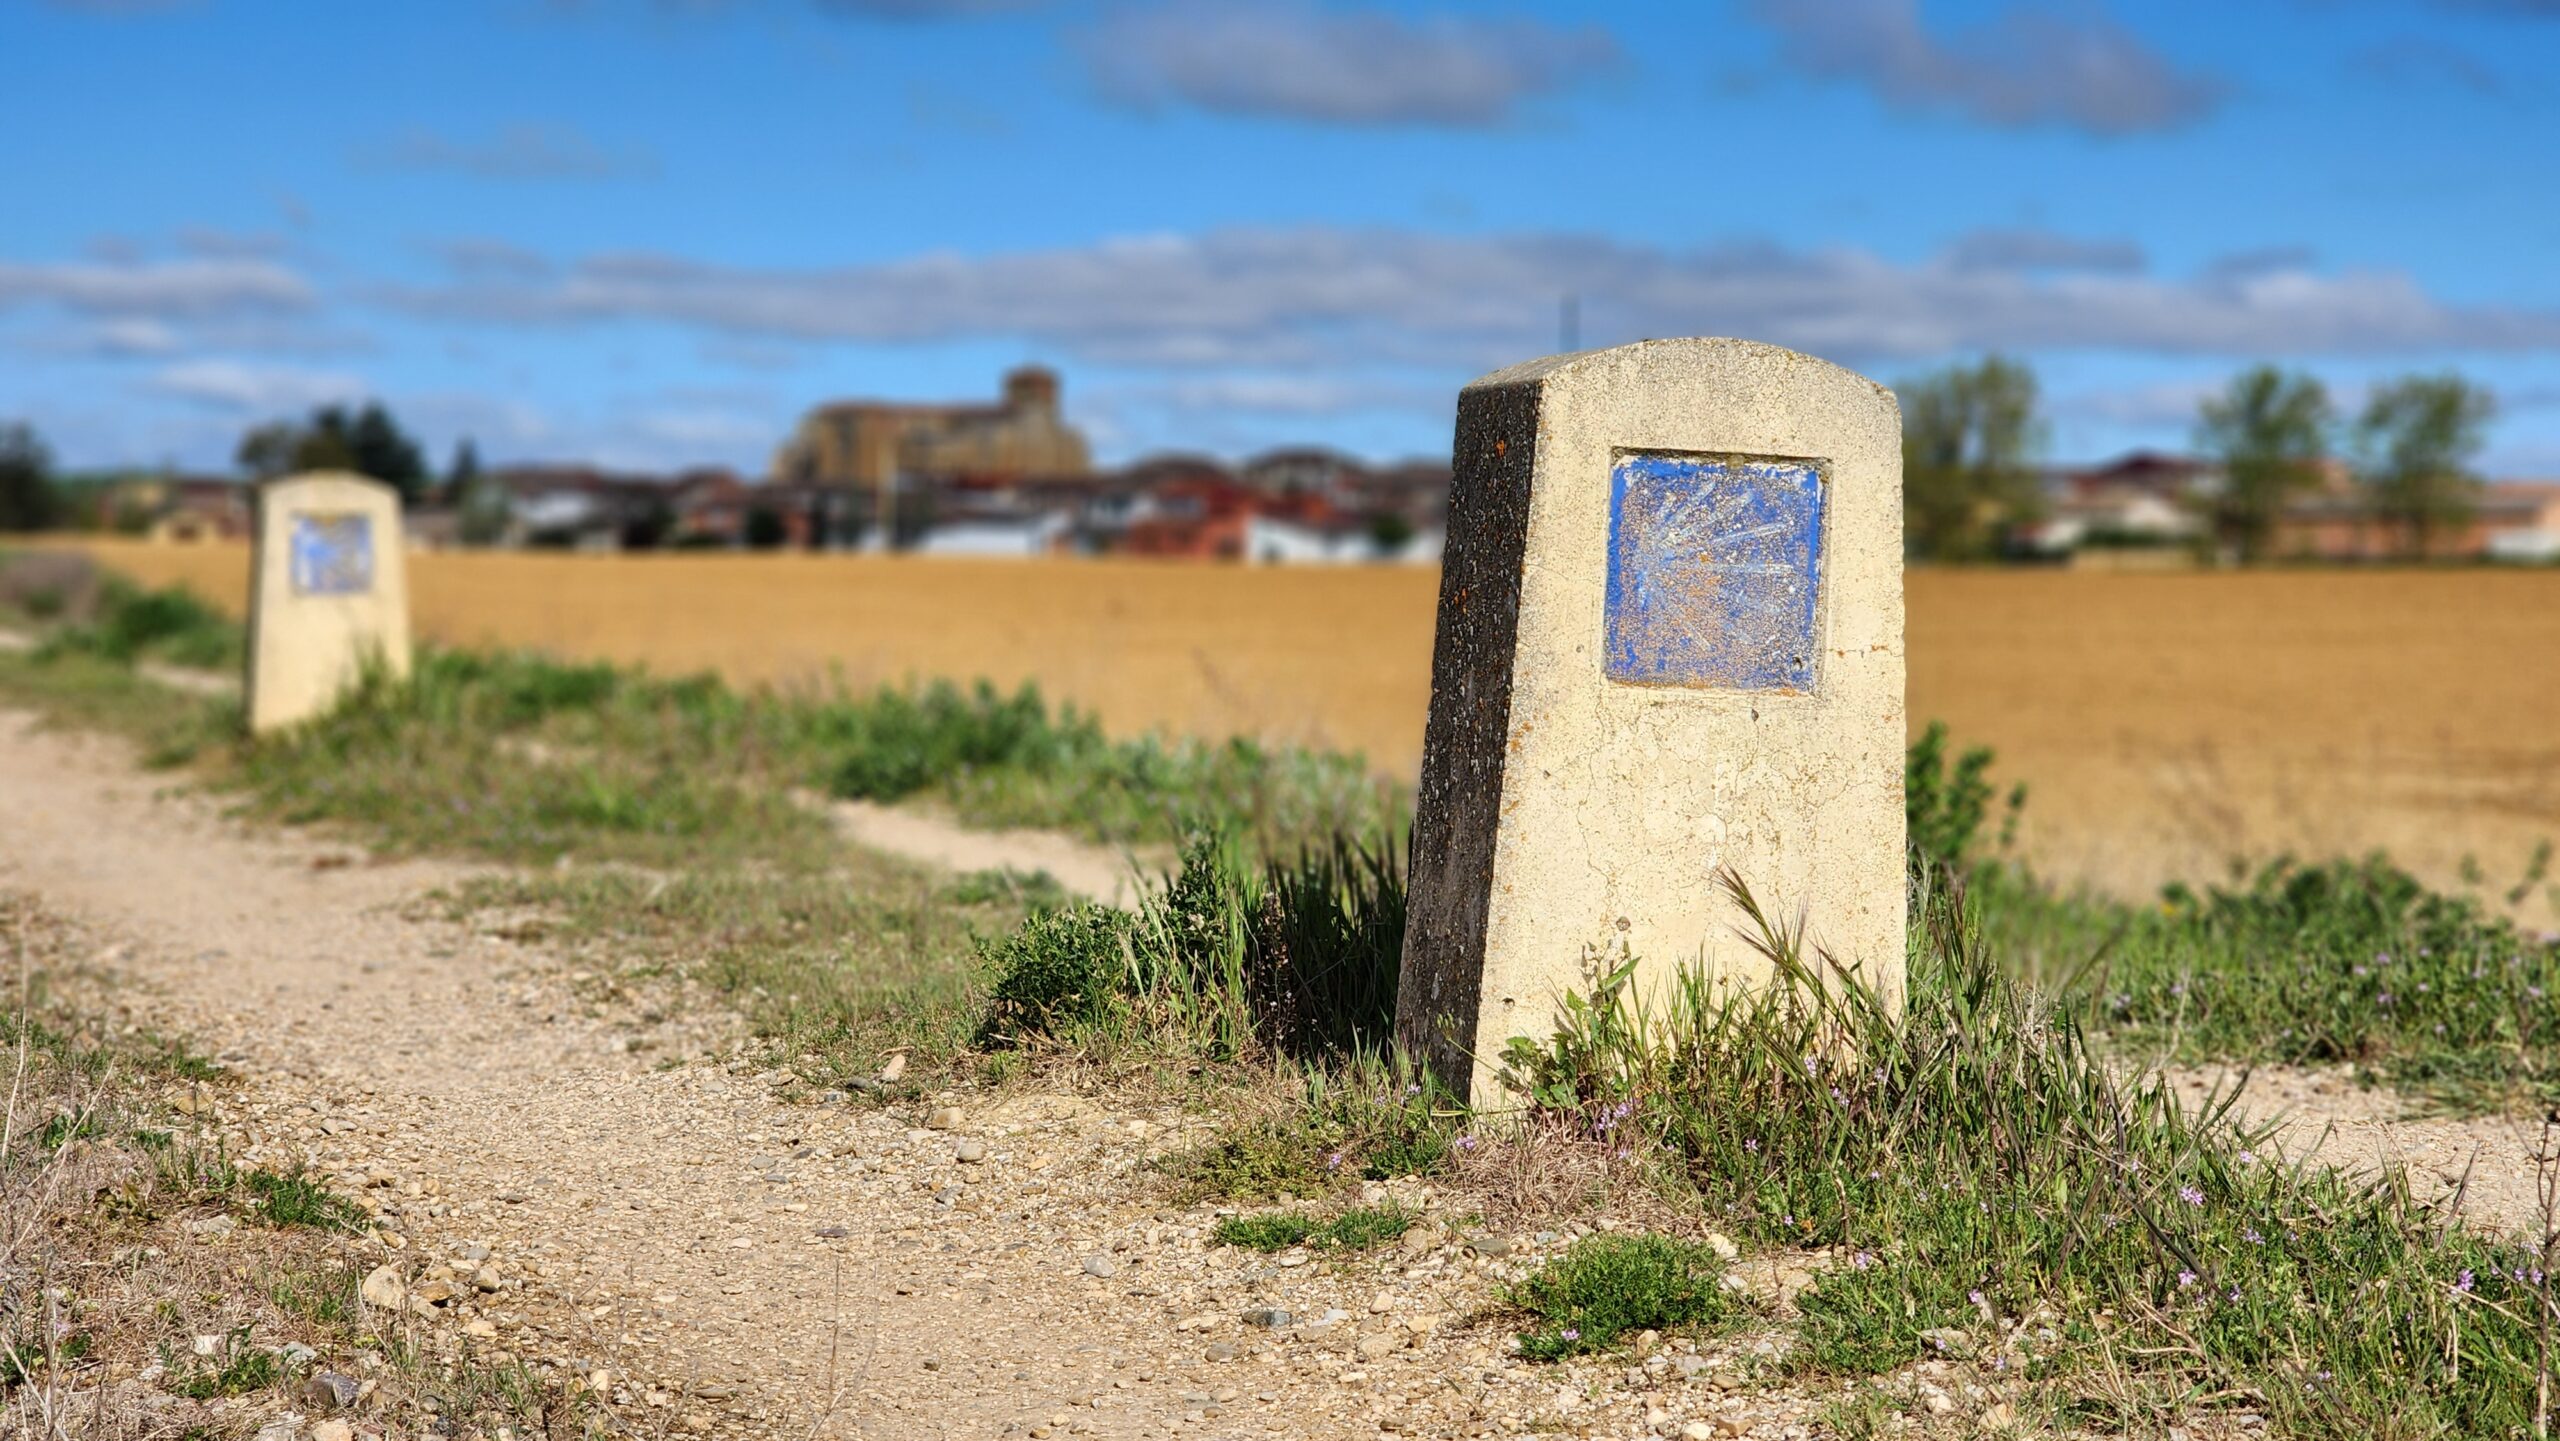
2196, 366, 2333, 562
347, 402, 427, 504
0, 423, 61, 532
236, 402, 428, 505
288, 407, 357, 473
1898, 355, 2043, 561
2355, 374, 2494, 559
236, 420, 303, 480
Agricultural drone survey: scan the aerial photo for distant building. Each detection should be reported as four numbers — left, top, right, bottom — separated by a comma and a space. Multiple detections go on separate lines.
2276, 481, 2560, 562
145, 476, 252, 543
772, 366, 1092, 493
2014, 450, 2216, 556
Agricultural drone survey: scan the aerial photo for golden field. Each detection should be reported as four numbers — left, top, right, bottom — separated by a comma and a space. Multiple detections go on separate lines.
61, 539, 2560, 919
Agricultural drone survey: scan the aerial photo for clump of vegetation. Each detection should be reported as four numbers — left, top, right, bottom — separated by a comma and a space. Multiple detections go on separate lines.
2092, 852, 2560, 1107
34, 575, 240, 670
1499, 870, 2555, 1433
162, 1327, 285, 1399
1905, 719, 2024, 878
234, 1163, 367, 1231
1165, 1063, 1450, 1201
1509, 1233, 1743, 1361
1211, 1203, 1414, 1253
977, 829, 1405, 1063
819, 675, 1400, 852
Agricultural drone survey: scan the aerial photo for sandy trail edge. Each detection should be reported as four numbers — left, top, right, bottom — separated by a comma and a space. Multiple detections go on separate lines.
0, 712, 1410, 1439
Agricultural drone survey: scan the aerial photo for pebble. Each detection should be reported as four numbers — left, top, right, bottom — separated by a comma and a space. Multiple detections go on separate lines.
1082, 1255, 1117, 1279
879, 1053, 908, 1083
311, 1422, 354, 1441
1241, 1308, 1291, 1328
359, 1265, 405, 1310
925, 1107, 963, 1130
301, 1373, 361, 1411
955, 1140, 987, 1164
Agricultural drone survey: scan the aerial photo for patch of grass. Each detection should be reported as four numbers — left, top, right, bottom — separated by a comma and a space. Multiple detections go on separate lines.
1211, 1203, 1414, 1253
978, 829, 1405, 1063
267, 1262, 361, 1326
1499, 869, 2558, 1434
819, 676, 1401, 854
163, 1327, 284, 1399
942, 867, 1074, 912
0, 646, 235, 761
35, 575, 241, 670
2092, 854, 2559, 1108
1508, 1233, 1743, 1362
233, 649, 839, 869
234, 1164, 365, 1231
1164, 1063, 1451, 1202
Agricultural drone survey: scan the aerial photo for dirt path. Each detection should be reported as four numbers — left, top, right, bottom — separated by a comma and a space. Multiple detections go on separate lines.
815, 795, 1154, 907
0, 712, 1840, 1441
2166, 1064, 2555, 1239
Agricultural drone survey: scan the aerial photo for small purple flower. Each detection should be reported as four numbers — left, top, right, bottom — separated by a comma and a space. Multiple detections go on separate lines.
2179, 1186, 2204, 1208
2244, 1226, 2265, 1245
2378, 992, 2395, 1007
1744, 1139, 1758, 1154
2455, 1270, 2476, 1294
1560, 1328, 1579, 1342
1851, 1251, 1874, 1271
2238, 1150, 2256, 1167
2177, 1270, 2198, 1288
1325, 1150, 1344, 1171
1455, 1133, 1477, 1152
1967, 1289, 1985, 1308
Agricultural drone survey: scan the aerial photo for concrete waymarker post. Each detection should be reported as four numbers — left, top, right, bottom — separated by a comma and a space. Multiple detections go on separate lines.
1395, 338, 1905, 1100
245, 471, 411, 734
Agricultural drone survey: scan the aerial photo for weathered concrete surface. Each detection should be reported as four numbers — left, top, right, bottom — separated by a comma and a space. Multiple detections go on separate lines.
245, 471, 411, 733
1397, 338, 1906, 1100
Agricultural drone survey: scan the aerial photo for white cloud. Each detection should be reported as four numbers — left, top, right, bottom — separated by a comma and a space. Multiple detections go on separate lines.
150, 360, 368, 412
1087, 2, 1618, 127
0, 256, 311, 317
1748, 0, 2224, 136
384, 226, 2560, 371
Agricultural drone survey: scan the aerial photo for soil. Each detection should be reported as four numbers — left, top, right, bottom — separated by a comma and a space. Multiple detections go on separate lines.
0, 712, 1851, 1440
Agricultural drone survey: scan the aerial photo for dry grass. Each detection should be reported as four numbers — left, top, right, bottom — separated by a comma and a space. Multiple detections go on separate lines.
0, 894, 601, 1441
60, 540, 2560, 922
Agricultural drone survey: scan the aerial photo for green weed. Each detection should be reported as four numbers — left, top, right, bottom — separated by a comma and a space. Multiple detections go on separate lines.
164, 1327, 284, 1399
237, 1164, 365, 1231
1164, 1063, 1451, 1201
1211, 1203, 1414, 1253
34, 576, 240, 670
1508, 1233, 1743, 1361
977, 829, 1404, 1063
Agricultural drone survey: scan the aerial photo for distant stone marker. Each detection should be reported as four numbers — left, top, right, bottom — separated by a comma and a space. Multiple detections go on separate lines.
1396, 339, 1906, 1100
246, 472, 411, 734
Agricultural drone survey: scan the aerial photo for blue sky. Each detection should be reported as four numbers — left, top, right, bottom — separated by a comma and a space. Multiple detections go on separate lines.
5, 0, 2558, 476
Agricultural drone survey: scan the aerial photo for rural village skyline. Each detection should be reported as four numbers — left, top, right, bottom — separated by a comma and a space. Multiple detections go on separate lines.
7, 0, 2560, 476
